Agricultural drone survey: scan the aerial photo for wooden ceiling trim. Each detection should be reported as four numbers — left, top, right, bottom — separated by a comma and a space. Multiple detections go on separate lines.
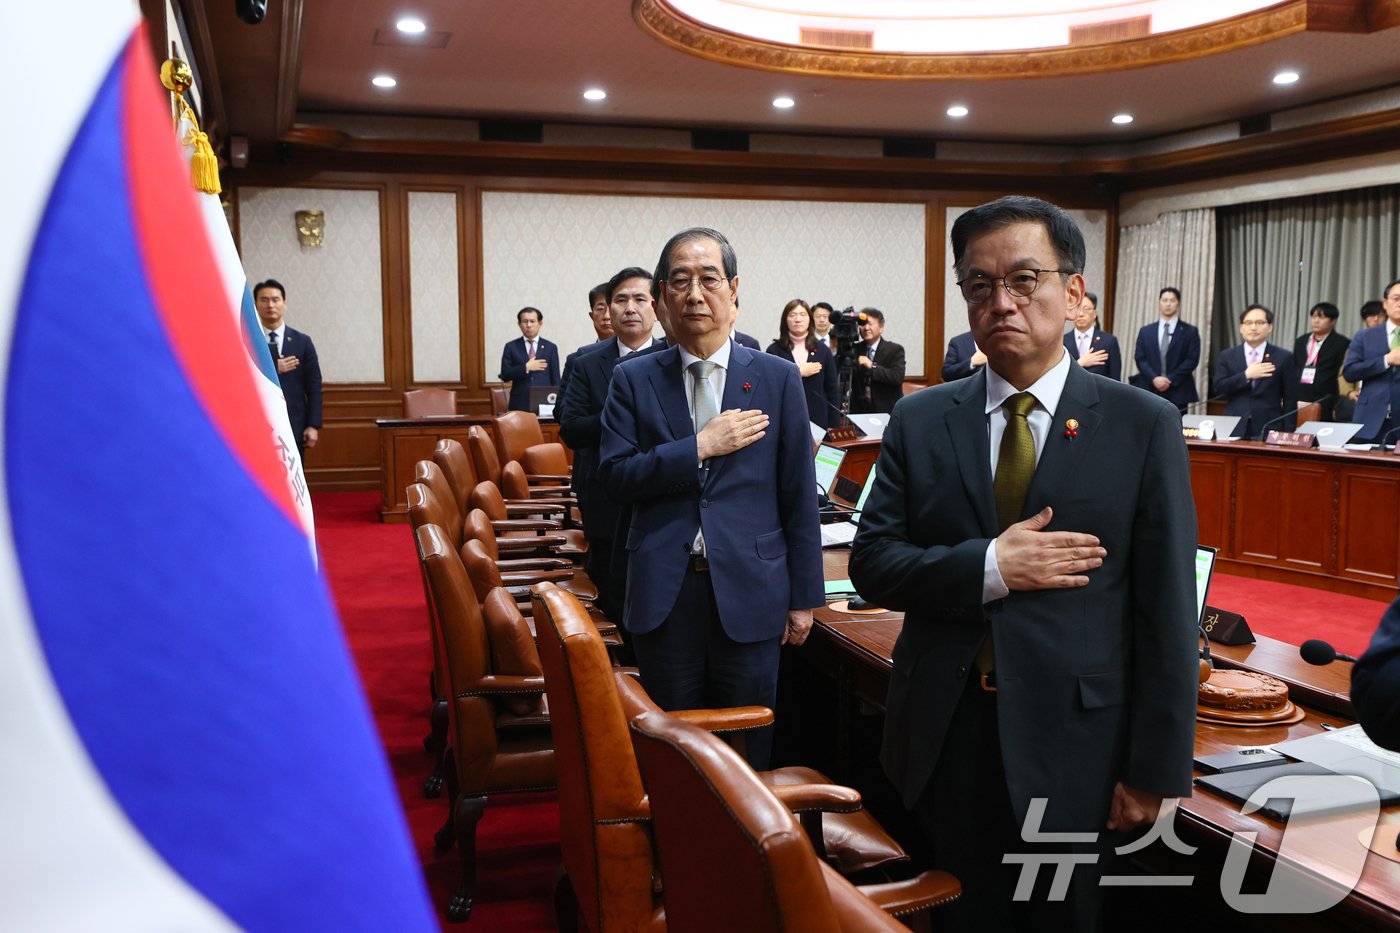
633, 0, 1379, 82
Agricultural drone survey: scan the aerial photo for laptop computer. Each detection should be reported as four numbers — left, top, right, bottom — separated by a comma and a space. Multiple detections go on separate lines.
1194, 545, 1217, 629
845, 413, 890, 440
821, 463, 878, 548
1182, 414, 1242, 441
1295, 420, 1364, 450
813, 444, 846, 498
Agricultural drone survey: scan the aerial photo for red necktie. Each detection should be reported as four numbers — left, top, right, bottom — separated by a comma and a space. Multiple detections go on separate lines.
527, 341, 536, 361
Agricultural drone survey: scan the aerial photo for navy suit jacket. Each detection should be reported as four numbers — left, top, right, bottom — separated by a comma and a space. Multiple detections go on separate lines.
599, 343, 824, 641
1063, 327, 1122, 382
1212, 342, 1293, 438
765, 341, 840, 428
499, 336, 560, 411
1342, 323, 1400, 440
849, 363, 1199, 822
1133, 320, 1200, 409
275, 326, 322, 439
733, 331, 761, 350
941, 331, 983, 383
1353, 590, 1400, 752
559, 338, 607, 399
557, 337, 664, 539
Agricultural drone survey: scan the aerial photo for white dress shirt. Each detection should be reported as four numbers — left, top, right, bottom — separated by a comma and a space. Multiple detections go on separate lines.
265, 323, 286, 355
981, 351, 1073, 602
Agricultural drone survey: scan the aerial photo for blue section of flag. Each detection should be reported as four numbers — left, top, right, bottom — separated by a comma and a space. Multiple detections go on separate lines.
241, 282, 280, 383
4, 45, 433, 932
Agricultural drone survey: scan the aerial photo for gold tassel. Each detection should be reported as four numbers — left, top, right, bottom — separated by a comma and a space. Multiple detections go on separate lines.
160, 58, 222, 195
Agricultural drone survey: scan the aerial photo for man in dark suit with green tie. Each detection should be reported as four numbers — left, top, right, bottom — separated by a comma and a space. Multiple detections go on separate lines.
850, 196, 1198, 931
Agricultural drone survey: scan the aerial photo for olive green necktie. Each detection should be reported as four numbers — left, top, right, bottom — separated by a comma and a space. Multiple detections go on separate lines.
977, 391, 1038, 675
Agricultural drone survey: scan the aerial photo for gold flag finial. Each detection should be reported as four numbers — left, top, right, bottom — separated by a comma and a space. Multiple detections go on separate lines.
161, 57, 221, 195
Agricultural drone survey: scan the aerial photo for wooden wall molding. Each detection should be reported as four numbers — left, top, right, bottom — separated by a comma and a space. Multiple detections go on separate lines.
633, 0, 1375, 82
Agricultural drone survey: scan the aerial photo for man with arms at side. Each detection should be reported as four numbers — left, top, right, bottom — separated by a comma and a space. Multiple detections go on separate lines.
850, 308, 906, 413
557, 267, 663, 621
1337, 300, 1385, 422
1064, 291, 1121, 381
850, 196, 1198, 931
1132, 286, 1200, 411
1342, 279, 1400, 443
811, 301, 837, 351
255, 279, 322, 459
1213, 304, 1293, 439
499, 306, 560, 412
1288, 301, 1348, 422
559, 282, 615, 397
599, 228, 823, 770
942, 330, 986, 382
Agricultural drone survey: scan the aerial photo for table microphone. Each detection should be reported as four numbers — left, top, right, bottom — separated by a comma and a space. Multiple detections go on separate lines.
1299, 638, 1358, 665
1378, 424, 1400, 449
1255, 406, 1306, 440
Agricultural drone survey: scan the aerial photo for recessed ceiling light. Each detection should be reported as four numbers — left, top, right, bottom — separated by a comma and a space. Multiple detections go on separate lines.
773, 96, 795, 109
372, 75, 397, 89
583, 88, 607, 101
1111, 113, 1134, 125
946, 105, 969, 118
1273, 70, 1300, 85
395, 17, 426, 34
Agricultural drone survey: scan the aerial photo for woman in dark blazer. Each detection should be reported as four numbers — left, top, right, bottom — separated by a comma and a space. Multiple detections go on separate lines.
766, 299, 840, 428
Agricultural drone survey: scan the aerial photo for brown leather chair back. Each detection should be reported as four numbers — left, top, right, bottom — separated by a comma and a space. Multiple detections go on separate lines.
630, 711, 905, 933
460, 538, 505, 604
411, 460, 462, 546
901, 381, 925, 397
495, 410, 546, 465
404, 387, 457, 418
500, 460, 532, 501
532, 583, 658, 932
433, 438, 478, 516
467, 480, 508, 522
462, 509, 501, 560
468, 425, 503, 486
522, 442, 569, 475
490, 385, 510, 416
406, 484, 451, 715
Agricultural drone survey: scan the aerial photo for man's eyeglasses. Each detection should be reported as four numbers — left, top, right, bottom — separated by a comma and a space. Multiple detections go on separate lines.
666, 273, 730, 295
956, 269, 1066, 303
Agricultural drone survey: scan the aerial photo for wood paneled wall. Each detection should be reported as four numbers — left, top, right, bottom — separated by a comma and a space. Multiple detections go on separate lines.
233, 158, 1115, 491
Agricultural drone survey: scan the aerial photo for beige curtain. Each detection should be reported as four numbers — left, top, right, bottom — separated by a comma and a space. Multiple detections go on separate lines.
1112, 208, 1216, 409
1213, 184, 1400, 365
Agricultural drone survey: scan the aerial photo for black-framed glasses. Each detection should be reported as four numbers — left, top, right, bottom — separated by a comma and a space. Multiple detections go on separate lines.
956, 268, 1065, 303
666, 272, 730, 295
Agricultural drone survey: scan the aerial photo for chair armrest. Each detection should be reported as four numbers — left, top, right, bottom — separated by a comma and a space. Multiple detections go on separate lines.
525, 473, 572, 483
494, 533, 569, 550
527, 486, 574, 498
459, 674, 546, 697
495, 557, 573, 571
858, 870, 962, 918
490, 518, 562, 532
768, 783, 862, 815
504, 501, 568, 517
499, 569, 574, 587
672, 706, 775, 734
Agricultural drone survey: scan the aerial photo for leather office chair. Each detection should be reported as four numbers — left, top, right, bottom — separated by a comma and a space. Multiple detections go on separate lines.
469, 425, 563, 498
901, 381, 925, 397
433, 439, 479, 518
469, 480, 586, 558
629, 708, 961, 932
530, 584, 938, 932
494, 411, 572, 485
406, 481, 456, 798
522, 441, 571, 478
404, 387, 457, 418
415, 523, 555, 922
413, 460, 465, 546
460, 538, 598, 611
490, 385, 510, 416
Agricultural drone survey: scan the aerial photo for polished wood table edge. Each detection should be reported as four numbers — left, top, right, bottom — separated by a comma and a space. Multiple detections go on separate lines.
1212, 634, 1355, 719
1187, 438, 1400, 466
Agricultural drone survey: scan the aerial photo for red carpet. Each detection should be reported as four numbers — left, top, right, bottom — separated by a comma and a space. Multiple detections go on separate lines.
314, 492, 558, 932
312, 490, 1392, 930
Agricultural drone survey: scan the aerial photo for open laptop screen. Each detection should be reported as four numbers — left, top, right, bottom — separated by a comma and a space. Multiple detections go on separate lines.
813, 444, 846, 495
1195, 545, 1217, 628
853, 463, 879, 516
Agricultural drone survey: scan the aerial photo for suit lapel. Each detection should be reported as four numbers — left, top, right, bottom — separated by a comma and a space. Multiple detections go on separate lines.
1023, 365, 1101, 520
647, 347, 693, 440
946, 372, 997, 537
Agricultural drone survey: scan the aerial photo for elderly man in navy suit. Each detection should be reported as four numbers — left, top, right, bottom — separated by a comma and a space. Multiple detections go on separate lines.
1342, 279, 1400, 443
599, 228, 823, 769
255, 279, 322, 458
1063, 291, 1121, 381
1213, 304, 1293, 439
499, 307, 560, 412
1132, 287, 1200, 411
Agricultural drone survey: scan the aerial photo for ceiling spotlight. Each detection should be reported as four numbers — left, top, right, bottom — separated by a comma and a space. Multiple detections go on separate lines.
583, 88, 607, 101
1111, 113, 1134, 125
946, 105, 969, 118
1273, 70, 1300, 85
773, 96, 795, 109
372, 75, 397, 89
395, 17, 426, 34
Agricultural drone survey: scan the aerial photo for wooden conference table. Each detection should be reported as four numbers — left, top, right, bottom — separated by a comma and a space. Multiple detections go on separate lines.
806, 551, 1400, 928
